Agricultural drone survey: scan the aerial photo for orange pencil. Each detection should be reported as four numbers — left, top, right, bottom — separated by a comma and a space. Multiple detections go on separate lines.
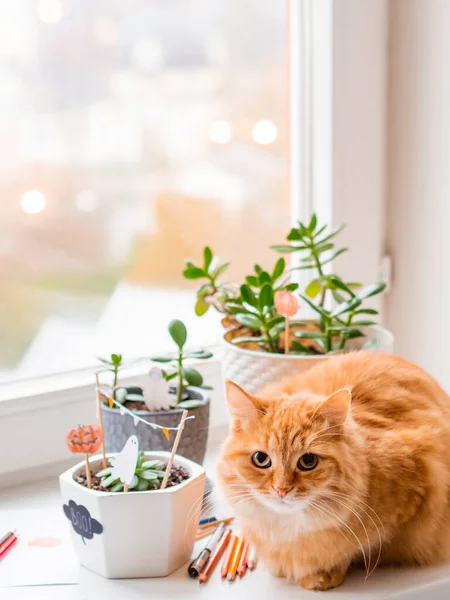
227, 536, 244, 581
221, 533, 237, 578
237, 540, 250, 577
199, 529, 231, 584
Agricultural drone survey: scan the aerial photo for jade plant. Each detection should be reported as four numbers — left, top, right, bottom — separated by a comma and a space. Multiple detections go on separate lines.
151, 319, 213, 407
182, 215, 386, 355
97, 452, 165, 492
97, 353, 145, 403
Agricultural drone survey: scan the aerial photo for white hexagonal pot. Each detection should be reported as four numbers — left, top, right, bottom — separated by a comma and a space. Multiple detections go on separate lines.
59, 451, 205, 579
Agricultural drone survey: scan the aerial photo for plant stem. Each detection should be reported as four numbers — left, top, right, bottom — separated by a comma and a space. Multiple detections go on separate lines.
177, 349, 183, 405
309, 235, 327, 307
338, 333, 348, 351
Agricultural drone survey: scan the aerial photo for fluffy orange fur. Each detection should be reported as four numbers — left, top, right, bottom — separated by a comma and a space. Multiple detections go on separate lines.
217, 351, 450, 591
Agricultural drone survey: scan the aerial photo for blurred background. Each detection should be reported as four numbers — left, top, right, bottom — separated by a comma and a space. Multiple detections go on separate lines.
0, 0, 289, 382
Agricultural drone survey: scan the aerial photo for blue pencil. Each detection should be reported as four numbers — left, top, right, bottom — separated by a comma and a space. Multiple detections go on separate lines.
199, 516, 217, 526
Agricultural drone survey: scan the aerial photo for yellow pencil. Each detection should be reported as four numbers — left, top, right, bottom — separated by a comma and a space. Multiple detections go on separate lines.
221, 533, 237, 578
227, 536, 244, 581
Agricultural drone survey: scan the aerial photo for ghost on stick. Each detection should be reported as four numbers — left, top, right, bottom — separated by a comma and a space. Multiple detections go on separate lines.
110, 435, 139, 492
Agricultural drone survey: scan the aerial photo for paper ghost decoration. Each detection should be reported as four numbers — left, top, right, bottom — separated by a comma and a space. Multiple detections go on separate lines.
145, 367, 173, 412
110, 435, 139, 485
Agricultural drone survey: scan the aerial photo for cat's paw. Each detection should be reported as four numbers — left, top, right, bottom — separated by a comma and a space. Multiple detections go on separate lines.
299, 568, 346, 591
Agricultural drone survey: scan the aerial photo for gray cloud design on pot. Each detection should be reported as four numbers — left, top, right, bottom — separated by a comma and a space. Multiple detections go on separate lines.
63, 500, 103, 544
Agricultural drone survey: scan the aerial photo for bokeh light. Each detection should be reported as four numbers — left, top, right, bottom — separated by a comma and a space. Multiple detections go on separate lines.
208, 120, 232, 144
20, 190, 47, 215
252, 120, 278, 145
37, 0, 63, 25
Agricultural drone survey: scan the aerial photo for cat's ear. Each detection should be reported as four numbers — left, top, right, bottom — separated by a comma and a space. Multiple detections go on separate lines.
314, 388, 351, 426
225, 380, 263, 427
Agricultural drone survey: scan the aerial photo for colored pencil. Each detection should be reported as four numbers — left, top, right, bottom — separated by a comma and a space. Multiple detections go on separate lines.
188, 523, 226, 579
0, 534, 17, 559
198, 517, 234, 530
247, 545, 257, 570
196, 525, 217, 541
0, 531, 13, 546
199, 516, 217, 526
227, 536, 244, 581
199, 529, 231, 584
237, 540, 250, 576
221, 533, 237, 578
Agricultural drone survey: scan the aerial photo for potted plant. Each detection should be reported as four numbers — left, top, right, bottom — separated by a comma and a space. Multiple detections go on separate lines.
183, 216, 393, 393
99, 320, 213, 464
60, 428, 205, 579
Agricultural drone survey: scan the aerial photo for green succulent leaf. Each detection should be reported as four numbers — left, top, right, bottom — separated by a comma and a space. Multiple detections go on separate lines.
351, 320, 377, 326
354, 308, 378, 315
178, 399, 205, 409
258, 271, 272, 286
328, 276, 356, 297
96, 467, 113, 478
357, 282, 387, 299
128, 475, 139, 490
235, 313, 262, 330
212, 261, 230, 280
298, 294, 330, 318
305, 279, 322, 298
111, 353, 122, 365
285, 283, 299, 291
271, 244, 299, 254
185, 349, 213, 359
136, 478, 150, 491
240, 284, 257, 307
101, 474, 120, 488
140, 470, 159, 481
259, 283, 274, 310
294, 331, 326, 340
183, 266, 206, 280
203, 246, 213, 270
110, 482, 124, 493
168, 319, 187, 348
308, 213, 318, 232
245, 275, 259, 287
291, 340, 316, 354
314, 224, 346, 246
182, 368, 203, 387
331, 298, 362, 318
141, 460, 164, 470
272, 257, 285, 281
150, 356, 174, 363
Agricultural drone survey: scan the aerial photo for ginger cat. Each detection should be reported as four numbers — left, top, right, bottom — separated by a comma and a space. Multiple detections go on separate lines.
217, 351, 450, 591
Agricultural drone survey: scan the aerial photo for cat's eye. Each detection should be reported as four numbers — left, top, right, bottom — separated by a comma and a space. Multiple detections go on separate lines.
297, 453, 318, 471
251, 451, 272, 469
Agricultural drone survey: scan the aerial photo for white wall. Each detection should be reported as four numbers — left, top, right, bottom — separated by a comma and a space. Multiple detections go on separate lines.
386, 0, 450, 389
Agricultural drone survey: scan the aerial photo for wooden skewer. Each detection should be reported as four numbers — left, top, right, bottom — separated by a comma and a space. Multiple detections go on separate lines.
284, 317, 290, 354
123, 483, 129, 493
85, 454, 92, 489
160, 410, 188, 490
199, 517, 234, 530
95, 372, 108, 469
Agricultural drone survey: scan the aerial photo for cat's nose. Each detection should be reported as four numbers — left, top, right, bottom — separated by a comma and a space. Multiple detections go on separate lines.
273, 486, 291, 498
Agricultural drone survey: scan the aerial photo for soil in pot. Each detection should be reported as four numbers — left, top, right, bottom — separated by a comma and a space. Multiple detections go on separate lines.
74, 464, 190, 492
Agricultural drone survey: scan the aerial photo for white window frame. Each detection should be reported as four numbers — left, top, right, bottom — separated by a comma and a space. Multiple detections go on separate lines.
0, 0, 388, 486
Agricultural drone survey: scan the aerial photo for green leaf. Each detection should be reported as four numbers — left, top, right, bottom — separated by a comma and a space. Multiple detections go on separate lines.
331, 298, 362, 318
111, 353, 122, 365
286, 228, 304, 241
178, 399, 205, 409
272, 257, 285, 281
125, 393, 145, 402
315, 224, 346, 246
225, 302, 246, 315
271, 244, 299, 253
240, 284, 257, 307
182, 368, 203, 387
183, 266, 206, 280
195, 297, 210, 316
354, 308, 378, 315
258, 271, 272, 285
319, 247, 348, 266
203, 246, 213, 270
245, 275, 259, 287
328, 276, 356, 297
97, 357, 112, 365
314, 243, 334, 255
212, 261, 230, 280
269, 322, 286, 337
294, 331, 326, 340
128, 475, 139, 490
346, 328, 365, 339
164, 371, 178, 382
101, 474, 120, 488
290, 263, 317, 271
140, 470, 159, 481
285, 283, 299, 291
232, 336, 265, 345
201, 384, 213, 390
235, 313, 262, 330
96, 467, 113, 478
168, 319, 187, 348
150, 356, 174, 363
305, 279, 322, 298
110, 482, 124, 493
351, 320, 377, 326
291, 340, 316, 354
136, 478, 150, 491
185, 349, 213, 359
259, 283, 274, 309
357, 282, 387, 299
254, 264, 263, 274
267, 316, 285, 328
141, 460, 164, 469
308, 213, 317, 232
298, 294, 330, 318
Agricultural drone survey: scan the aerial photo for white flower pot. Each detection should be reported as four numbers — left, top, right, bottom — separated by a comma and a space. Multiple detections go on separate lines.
221, 324, 394, 393
59, 451, 205, 579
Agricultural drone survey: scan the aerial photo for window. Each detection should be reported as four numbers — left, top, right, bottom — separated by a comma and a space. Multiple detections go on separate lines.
0, 0, 289, 383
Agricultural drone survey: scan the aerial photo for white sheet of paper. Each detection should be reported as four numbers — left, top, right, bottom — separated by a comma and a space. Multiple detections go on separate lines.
0, 508, 80, 587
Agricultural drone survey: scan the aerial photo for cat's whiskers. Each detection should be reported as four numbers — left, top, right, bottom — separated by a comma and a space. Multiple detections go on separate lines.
312, 498, 369, 574
308, 500, 358, 549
